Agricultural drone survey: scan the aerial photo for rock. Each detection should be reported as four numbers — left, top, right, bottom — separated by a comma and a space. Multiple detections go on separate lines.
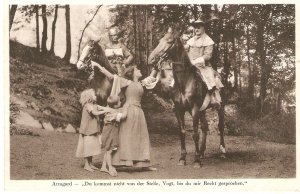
31, 102, 39, 111
42, 122, 54, 131
15, 111, 42, 129
65, 124, 76, 133
43, 109, 51, 116
56, 127, 64, 133
11, 96, 27, 108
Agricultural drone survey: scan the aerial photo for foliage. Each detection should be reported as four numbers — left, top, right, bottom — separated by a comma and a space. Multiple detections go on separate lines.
11, 4, 295, 117
226, 112, 295, 144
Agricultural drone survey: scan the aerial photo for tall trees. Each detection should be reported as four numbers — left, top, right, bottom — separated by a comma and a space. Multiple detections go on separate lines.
41, 5, 48, 53
254, 5, 272, 113
50, 5, 58, 54
34, 5, 40, 51
9, 4, 295, 110
64, 5, 71, 62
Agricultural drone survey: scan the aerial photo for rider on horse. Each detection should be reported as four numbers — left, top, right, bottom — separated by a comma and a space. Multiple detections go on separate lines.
147, 20, 223, 107
185, 19, 223, 107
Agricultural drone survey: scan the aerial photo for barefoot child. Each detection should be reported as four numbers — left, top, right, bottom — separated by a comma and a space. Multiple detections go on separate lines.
76, 89, 106, 172
99, 95, 127, 176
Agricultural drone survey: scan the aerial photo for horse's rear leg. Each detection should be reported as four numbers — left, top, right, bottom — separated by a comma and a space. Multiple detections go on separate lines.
199, 111, 208, 159
218, 103, 226, 158
174, 108, 187, 166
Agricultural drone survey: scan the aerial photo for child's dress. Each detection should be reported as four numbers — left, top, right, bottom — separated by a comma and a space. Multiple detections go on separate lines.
76, 103, 102, 158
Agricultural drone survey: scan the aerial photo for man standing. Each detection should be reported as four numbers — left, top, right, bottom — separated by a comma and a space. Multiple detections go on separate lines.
103, 27, 134, 76
186, 19, 223, 107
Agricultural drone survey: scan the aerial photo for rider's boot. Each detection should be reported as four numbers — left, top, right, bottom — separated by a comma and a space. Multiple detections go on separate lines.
208, 87, 221, 110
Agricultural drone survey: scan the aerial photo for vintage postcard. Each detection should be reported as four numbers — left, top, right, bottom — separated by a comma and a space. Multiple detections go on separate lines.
2, 0, 300, 193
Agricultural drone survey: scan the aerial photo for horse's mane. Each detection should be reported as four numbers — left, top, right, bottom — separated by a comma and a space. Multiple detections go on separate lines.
171, 35, 207, 92
173, 36, 196, 73
88, 40, 116, 74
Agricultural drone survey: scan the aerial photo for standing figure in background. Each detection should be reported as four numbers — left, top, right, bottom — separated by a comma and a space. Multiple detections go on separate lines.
103, 27, 134, 76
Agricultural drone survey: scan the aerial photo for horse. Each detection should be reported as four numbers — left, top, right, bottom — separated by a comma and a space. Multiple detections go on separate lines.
148, 30, 226, 167
76, 40, 117, 127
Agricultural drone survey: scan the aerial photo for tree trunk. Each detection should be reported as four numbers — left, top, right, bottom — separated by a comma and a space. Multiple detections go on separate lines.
144, 6, 150, 75
255, 5, 272, 114
223, 41, 230, 89
50, 5, 58, 54
41, 5, 48, 53
77, 5, 102, 60
275, 91, 282, 113
209, 6, 221, 71
200, 5, 212, 34
192, 4, 199, 20
246, 24, 254, 100
132, 5, 139, 66
257, 22, 268, 114
9, 5, 18, 31
64, 5, 71, 62
137, 6, 143, 68
35, 5, 40, 51
231, 21, 238, 91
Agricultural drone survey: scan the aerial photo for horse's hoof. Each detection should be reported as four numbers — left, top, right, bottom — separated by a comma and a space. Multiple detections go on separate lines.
219, 145, 226, 154
193, 162, 202, 168
177, 160, 186, 166
220, 153, 226, 159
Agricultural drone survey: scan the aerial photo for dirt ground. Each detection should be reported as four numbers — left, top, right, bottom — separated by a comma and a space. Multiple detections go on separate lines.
10, 111, 296, 180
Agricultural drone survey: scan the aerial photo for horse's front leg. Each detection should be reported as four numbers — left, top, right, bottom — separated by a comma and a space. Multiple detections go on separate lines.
218, 102, 226, 158
174, 106, 187, 166
199, 111, 209, 159
192, 107, 201, 168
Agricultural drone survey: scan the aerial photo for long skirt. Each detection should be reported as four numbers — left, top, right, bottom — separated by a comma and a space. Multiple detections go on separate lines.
112, 104, 151, 167
75, 133, 102, 158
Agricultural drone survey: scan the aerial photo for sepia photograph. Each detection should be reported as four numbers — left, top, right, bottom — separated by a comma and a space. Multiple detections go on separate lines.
4, 2, 298, 192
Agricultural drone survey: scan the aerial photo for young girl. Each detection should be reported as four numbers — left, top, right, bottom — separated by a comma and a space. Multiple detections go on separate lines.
75, 88, 106, 172
99, 95, 127, 176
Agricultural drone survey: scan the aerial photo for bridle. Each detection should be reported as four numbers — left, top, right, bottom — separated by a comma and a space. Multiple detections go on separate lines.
156, 38, 181, 71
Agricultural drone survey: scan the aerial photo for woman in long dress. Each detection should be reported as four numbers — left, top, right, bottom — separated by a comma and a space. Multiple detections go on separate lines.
93, 62, 157, 170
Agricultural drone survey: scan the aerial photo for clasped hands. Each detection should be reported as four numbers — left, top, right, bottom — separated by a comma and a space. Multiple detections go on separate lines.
97, 105, 122, 122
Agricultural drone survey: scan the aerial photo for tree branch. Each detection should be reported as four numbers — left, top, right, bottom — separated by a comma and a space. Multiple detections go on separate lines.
77, 5, 102, 60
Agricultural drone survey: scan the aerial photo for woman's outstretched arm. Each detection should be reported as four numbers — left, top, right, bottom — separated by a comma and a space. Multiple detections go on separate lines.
91, 61, 114, 80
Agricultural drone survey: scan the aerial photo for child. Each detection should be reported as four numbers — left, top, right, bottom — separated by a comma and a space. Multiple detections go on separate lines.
75, 89, 106, 172
99, 95, 127, 176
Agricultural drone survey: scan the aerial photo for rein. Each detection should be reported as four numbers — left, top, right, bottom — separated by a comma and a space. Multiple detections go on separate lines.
157, 38, 185, 72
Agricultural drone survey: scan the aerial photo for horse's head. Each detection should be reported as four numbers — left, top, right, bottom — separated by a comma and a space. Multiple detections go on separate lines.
77, 40, 116, 74
77, 40, 118, 106
148, 29, 178, 66
149, 29, 192, 94
77, 40, 99, 69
